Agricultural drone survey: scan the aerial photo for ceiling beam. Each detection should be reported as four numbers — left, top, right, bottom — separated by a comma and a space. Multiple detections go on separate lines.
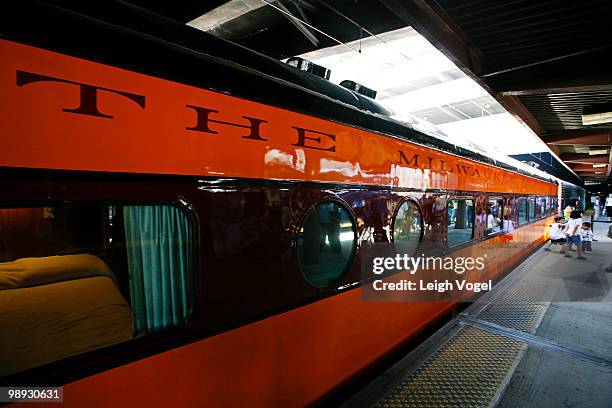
575, 170, 607, 175
570, 164, 611, 171
542, 129, 612, 136
485, 47, 612, 95
499, 83, 612, 96
561, 153, 609, 164
548, 144, 561, 157
380, 0, 485, 75
543, 132, 612, 145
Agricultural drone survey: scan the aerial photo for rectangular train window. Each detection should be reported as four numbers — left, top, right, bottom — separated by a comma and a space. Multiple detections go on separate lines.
528, 198, 536, 220
486, 198, 503, 235
549, 197, 557, 214
518, 199, 528, 225
447, 198, 474, 246
0, 204, 193, 378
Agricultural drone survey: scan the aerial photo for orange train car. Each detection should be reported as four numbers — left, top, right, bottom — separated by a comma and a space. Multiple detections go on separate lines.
1, 1, 560, 407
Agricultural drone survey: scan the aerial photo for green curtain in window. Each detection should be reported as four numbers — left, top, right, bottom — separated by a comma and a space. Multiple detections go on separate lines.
123, 206, 192, 334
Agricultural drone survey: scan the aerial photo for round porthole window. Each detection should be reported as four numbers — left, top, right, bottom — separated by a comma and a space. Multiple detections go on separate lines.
393, 200, 422, 256
296, 201, 356, 289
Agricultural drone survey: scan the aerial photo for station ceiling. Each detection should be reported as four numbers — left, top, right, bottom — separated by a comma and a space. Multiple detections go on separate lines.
130, 0, 612, 187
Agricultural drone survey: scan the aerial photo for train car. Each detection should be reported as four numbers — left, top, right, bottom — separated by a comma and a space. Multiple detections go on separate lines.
0, 1, 559, 406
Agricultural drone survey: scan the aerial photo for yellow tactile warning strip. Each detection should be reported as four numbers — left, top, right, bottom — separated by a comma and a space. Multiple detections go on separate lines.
471, 276, 551, 333
375, 326, 526, 408
477, 302, 547, 333
494, 280, 555, 304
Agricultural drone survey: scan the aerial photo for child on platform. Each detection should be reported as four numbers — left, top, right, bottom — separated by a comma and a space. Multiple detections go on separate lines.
581, 222, 593, 253
544, 216, 567, 252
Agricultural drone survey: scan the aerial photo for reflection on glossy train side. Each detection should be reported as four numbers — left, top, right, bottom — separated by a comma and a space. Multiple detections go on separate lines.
1, 40, 557, 197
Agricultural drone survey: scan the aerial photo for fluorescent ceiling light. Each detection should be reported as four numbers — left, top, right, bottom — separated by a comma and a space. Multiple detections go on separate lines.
592, 163, 608, 168
582, 112, 612, 125
386, 78, 488, 112
589, 148, 609, 155
438, 113, 550, 155
582, 102, 612, 125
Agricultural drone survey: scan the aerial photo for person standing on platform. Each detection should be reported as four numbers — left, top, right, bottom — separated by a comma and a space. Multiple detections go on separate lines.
563, 202, 575, 220
584, 204, 595, 226
563, 210, 586, 259
606, 194, 612, 217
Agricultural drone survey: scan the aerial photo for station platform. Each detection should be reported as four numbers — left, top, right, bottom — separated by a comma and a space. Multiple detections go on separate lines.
342, 222, 612, 408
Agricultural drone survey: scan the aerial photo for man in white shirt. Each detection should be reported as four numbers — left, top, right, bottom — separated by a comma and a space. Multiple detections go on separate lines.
606, 194, 612, 217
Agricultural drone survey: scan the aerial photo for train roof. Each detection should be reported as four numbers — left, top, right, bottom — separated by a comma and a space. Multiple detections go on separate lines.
3, 0, 557, 186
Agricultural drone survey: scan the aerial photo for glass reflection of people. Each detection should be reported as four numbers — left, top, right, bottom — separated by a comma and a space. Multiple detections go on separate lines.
466, 203, 474, 228
396, 208, 412, 239
320, 203, 341, 253
449, 200, 471, 230
487, 203, 501, 234
475, 208, 486, 238
448, 202, 456, 226
303, 208, 322, 265
502, 206, 514, 232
